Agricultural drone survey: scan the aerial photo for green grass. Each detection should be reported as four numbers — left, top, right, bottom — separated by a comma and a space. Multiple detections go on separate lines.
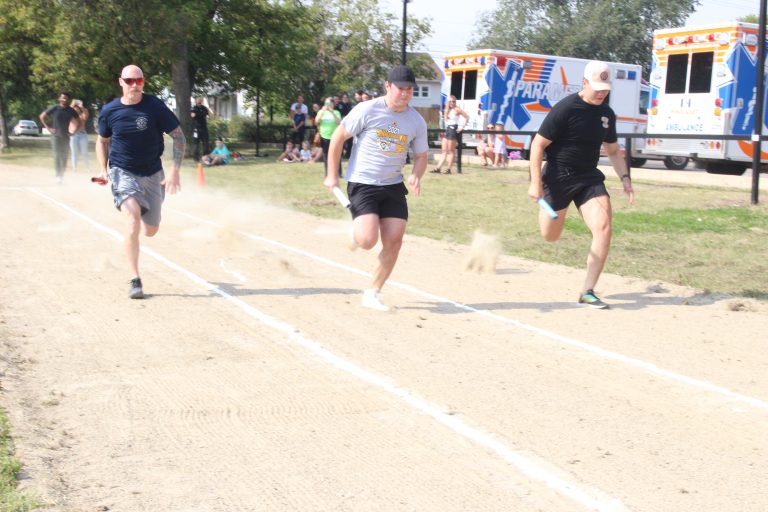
0, 145, 52, 169
3, 145, 767, 299
0, 411, 40, 511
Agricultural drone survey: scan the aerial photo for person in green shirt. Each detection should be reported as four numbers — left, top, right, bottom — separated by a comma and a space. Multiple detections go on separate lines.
315, 97, 342, 176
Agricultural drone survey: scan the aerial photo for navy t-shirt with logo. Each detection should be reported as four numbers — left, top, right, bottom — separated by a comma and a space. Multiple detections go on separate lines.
98, 94, 180, 176
537, 92, 617, 173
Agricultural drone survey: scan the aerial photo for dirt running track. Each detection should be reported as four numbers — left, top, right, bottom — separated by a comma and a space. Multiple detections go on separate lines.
1, 162, 766, 512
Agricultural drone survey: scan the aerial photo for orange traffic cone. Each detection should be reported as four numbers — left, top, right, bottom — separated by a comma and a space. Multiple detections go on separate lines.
196, 162, 206, 187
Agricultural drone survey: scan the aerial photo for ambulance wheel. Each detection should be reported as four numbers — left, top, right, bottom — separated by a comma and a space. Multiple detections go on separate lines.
630, 158, 647, 167
663, 156, 689, 170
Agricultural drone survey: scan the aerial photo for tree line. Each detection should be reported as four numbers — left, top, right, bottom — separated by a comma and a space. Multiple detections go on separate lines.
0, 0, 432, 150
470, 0, 700, 76
0, 0, 706, 151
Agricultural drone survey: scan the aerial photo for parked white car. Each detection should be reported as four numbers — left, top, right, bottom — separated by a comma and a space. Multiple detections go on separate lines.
13, 120, 39, 136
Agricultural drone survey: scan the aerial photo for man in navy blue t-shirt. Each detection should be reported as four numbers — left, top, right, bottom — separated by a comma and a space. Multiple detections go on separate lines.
528, 61, 635, 309
96, 64, 186, 299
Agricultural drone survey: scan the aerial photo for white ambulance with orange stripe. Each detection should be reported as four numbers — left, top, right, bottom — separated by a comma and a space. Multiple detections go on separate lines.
644, 23, 767, 175
441, 49, 648, 162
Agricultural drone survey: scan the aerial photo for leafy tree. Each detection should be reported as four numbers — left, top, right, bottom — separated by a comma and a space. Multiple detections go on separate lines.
301, 0, 432, 102
19, 0, 314, 147
1, 0, 432, 150
0, 2, 46, 149
740, 14, 762, 23
470, 0, 698, 75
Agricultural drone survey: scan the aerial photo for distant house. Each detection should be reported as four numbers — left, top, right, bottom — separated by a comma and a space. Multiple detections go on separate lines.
203, 87, 253, 119
163, 88, 253, 121
408, 53, 443, 127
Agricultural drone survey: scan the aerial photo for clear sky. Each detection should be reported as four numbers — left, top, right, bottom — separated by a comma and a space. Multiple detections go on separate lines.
382, 0, 760, 60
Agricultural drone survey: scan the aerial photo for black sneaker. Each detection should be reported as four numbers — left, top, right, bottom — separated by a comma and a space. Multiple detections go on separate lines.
578, 289, 609, 309
128, 278, 144, 299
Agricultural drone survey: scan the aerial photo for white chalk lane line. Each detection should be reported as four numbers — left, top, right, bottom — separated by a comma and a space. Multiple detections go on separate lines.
26, 189, 626, 511
168, 206, 768, 413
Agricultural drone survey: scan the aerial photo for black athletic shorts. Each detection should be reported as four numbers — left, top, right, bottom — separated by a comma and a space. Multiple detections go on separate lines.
347, 181, 409, 220
542, 163, 609, 211
445, 125, 458, 141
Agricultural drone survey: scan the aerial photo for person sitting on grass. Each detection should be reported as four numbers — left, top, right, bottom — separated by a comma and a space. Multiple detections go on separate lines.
493, 123, 508, 168
476, 124, 495, 166
299, 141, 323, 163
202, 139, 231, 166
276, 141, 300, 163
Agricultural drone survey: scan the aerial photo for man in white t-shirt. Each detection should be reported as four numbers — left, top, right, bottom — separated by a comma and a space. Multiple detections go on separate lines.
323, 65, 428, 311
290, 95, 309, 116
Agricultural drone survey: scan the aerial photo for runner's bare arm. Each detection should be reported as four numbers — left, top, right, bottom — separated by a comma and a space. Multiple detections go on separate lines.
324, 125, 351, 191
96, 135, 110, 178
604, 141, 635, 204
407, 151, 429, 196
528, 133, 552, 200
78, 104, 89, 122
161, 126, 186, 194
169, 126, 186, 172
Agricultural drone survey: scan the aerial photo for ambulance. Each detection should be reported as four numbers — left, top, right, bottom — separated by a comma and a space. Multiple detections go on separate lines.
441, 49, 653, 164
644, 23, 768, 175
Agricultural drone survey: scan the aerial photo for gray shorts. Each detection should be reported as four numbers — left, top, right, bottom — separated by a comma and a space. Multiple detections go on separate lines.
108, 166, 165, 227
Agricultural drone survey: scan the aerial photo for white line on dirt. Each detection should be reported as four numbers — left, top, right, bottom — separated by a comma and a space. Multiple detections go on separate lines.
219, 258, 247, 283
28, 188, 625, 512
170, 207, 768, 412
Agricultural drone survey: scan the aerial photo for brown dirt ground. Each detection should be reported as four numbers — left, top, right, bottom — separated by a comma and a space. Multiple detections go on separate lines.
1, 162, 767, 512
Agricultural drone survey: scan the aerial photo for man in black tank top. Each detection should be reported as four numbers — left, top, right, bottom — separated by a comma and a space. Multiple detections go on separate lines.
528, 61, 636, 309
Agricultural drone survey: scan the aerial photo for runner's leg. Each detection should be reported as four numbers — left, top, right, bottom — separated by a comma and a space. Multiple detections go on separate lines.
578, 195, 612, 293
371, 217, 407, 290
120, 197, 143, 278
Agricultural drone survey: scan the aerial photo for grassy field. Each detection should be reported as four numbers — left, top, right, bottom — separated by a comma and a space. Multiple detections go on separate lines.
3, 143, 767, 299
0, 410, 39, 511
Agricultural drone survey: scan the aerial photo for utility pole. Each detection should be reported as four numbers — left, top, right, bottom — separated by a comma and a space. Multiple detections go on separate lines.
402, 0, 409, 64
750, 0, 766, 204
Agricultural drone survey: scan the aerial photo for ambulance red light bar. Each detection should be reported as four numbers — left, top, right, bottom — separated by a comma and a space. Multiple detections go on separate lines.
660, 32, 728, 48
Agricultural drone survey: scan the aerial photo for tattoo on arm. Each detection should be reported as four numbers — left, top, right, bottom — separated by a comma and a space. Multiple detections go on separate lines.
170, 126, 186, 169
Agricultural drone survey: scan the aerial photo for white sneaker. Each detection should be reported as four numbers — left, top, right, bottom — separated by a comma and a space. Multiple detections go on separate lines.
347, 225, 359, 251
361, 288, 390, 312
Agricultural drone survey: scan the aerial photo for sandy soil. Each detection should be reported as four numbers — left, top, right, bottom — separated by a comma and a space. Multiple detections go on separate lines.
1, 162, 767, 512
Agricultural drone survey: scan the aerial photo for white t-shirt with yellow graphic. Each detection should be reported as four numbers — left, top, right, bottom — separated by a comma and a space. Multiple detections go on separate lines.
342, 97, 428, 186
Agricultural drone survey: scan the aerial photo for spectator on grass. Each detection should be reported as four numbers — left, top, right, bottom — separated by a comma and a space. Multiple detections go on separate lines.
291, 107, 306, 145
68, 98, 90, 173
191, 97, 212, 162
299, 141, 323, 162
431, 95, 469, 175
493, 123, 508, 168
476, 124, 495, 166
276, 141, 300, 163
202, 139, 231, 166
315, 96, 342, 176
39, 90, 84, 183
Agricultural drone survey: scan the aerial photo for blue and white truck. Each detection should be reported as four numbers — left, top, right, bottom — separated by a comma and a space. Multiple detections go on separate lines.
441, 49, 665, 165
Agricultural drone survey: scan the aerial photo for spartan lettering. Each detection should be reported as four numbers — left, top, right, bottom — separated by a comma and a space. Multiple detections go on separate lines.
513, 80, 569, 102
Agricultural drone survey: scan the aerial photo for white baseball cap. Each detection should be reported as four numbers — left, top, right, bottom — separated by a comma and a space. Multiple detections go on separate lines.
583, 61, 612, 91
